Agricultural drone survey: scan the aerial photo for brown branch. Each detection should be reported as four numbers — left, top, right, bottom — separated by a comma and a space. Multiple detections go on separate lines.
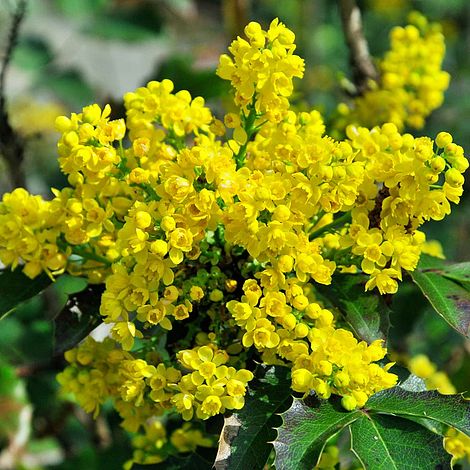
339, 0, 378, 95
0, 0, 27, 190
222, 0, 250, 40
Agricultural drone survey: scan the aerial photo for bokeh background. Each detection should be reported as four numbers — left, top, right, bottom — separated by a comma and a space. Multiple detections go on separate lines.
0, 0, 469, 468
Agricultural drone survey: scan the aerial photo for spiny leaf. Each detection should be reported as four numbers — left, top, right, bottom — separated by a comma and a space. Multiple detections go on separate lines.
316, 274, 390, 343
274, 395, 361, 470
366, 387, 470, 436
53, 284, 104, 353
411, 255, 470, 338
349, 413, 451, 469
214, 365, 292, 470
0, 267, 52, 320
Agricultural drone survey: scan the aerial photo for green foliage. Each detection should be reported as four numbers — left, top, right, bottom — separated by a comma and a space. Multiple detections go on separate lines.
215, 365, 292, 470
316, 274, 391, 343
53, 283, 103, 354
272, 384, 470, 470
411, 254, 470, 338
349, 414, 450, 469
274, 397, 360, 469
0, 267, 51, 320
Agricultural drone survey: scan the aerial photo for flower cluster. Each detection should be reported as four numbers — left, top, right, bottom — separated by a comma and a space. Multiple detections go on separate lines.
0, 188, 67, 278
339, 125, 467, 293
0, 17, 466, 467
228, 279, 396, 406
217, 19, 304, 122
336, 12, 449, 132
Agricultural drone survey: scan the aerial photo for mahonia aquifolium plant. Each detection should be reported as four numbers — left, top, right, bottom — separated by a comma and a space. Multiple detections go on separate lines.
334, 12, 450, 132
0, 15, 468, 468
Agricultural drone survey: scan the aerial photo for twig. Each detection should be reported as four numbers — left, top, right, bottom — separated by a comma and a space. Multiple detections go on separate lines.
339, 0, 377, 95
222, 0, 250, 40
0, 0, 27, 189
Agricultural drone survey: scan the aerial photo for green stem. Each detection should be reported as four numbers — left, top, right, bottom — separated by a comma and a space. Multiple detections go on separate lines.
309, 212, 352, 240
234, 105, 258, 169
70, 245, 112, 266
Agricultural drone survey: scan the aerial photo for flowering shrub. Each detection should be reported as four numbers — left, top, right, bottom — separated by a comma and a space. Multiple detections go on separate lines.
1, 16, 469, 469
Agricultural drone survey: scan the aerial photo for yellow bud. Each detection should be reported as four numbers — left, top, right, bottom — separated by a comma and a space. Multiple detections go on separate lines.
161, 216, 176, 232
209, 289, 224, 302
292, 295, 309, 311
190, 286, 204, 301
273, 205, 290, 222
430, 156, 446, 173
334, 371, 350, 387
135, 211, 152, 229
150, 240, 168, 256
64, 131, 79, 147
341, 395, 357, 411
225, 279, 238, 293
294, 323, 309, 338
291, 369, 313, 392
55, 115, 72, 133
445, 168, 464, 188
436, 132, 452, 148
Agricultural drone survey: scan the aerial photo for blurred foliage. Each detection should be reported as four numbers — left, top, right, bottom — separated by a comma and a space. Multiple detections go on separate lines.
0, 0, 469, 468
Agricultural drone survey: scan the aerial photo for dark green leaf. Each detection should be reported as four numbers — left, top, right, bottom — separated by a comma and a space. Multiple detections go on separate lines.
316, 274, 390, 343
434, 262, 470, 287
135, 451, 214, 470
0, 268, 52, 320
274, 396, 360, 470
410, 256, 470, 338
214, 365, 292, 470
349, 413, 451, 469
53, 284, 104, 353
367, 388, 470, 436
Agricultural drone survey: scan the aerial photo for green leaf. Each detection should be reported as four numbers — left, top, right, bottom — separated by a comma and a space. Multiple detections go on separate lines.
316, 274, 390, 343
53, 284, 104, 354
367, 387, 470, 436
214, 365, 292, 470
410, 255, 470, 338
349, 413, 451, 469
430, 261, 470, 287
274, 396, 360, 470
134, 451, 215, 469
0, 268, 52, 320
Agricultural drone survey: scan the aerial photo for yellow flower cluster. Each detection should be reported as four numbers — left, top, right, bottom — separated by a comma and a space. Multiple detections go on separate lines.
228, 278, 397, 408
217, 19, 304, 123
339, 125, 467, 293
123, 420, 213, 468
174, 345, 254, 420
0, 188, 67, 278
58, 338, 252, 423
337, 12, 449, 131
58, 338, 246, 466
0, 17, 465, 464
408, 354, 470, 465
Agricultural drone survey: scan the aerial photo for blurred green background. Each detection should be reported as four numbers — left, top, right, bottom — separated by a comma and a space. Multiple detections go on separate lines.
0, 0, 469, 468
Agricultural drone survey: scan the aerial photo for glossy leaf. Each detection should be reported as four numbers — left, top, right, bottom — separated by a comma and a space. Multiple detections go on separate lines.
316, 274, 390, 343
214, 365, 292, 470
349, 413, 451, 469
53, 284, 104, 353
411, 256, 470, 338
367, 387, 470, 435
274, 396, 360, 470
0, 268, 52, 320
